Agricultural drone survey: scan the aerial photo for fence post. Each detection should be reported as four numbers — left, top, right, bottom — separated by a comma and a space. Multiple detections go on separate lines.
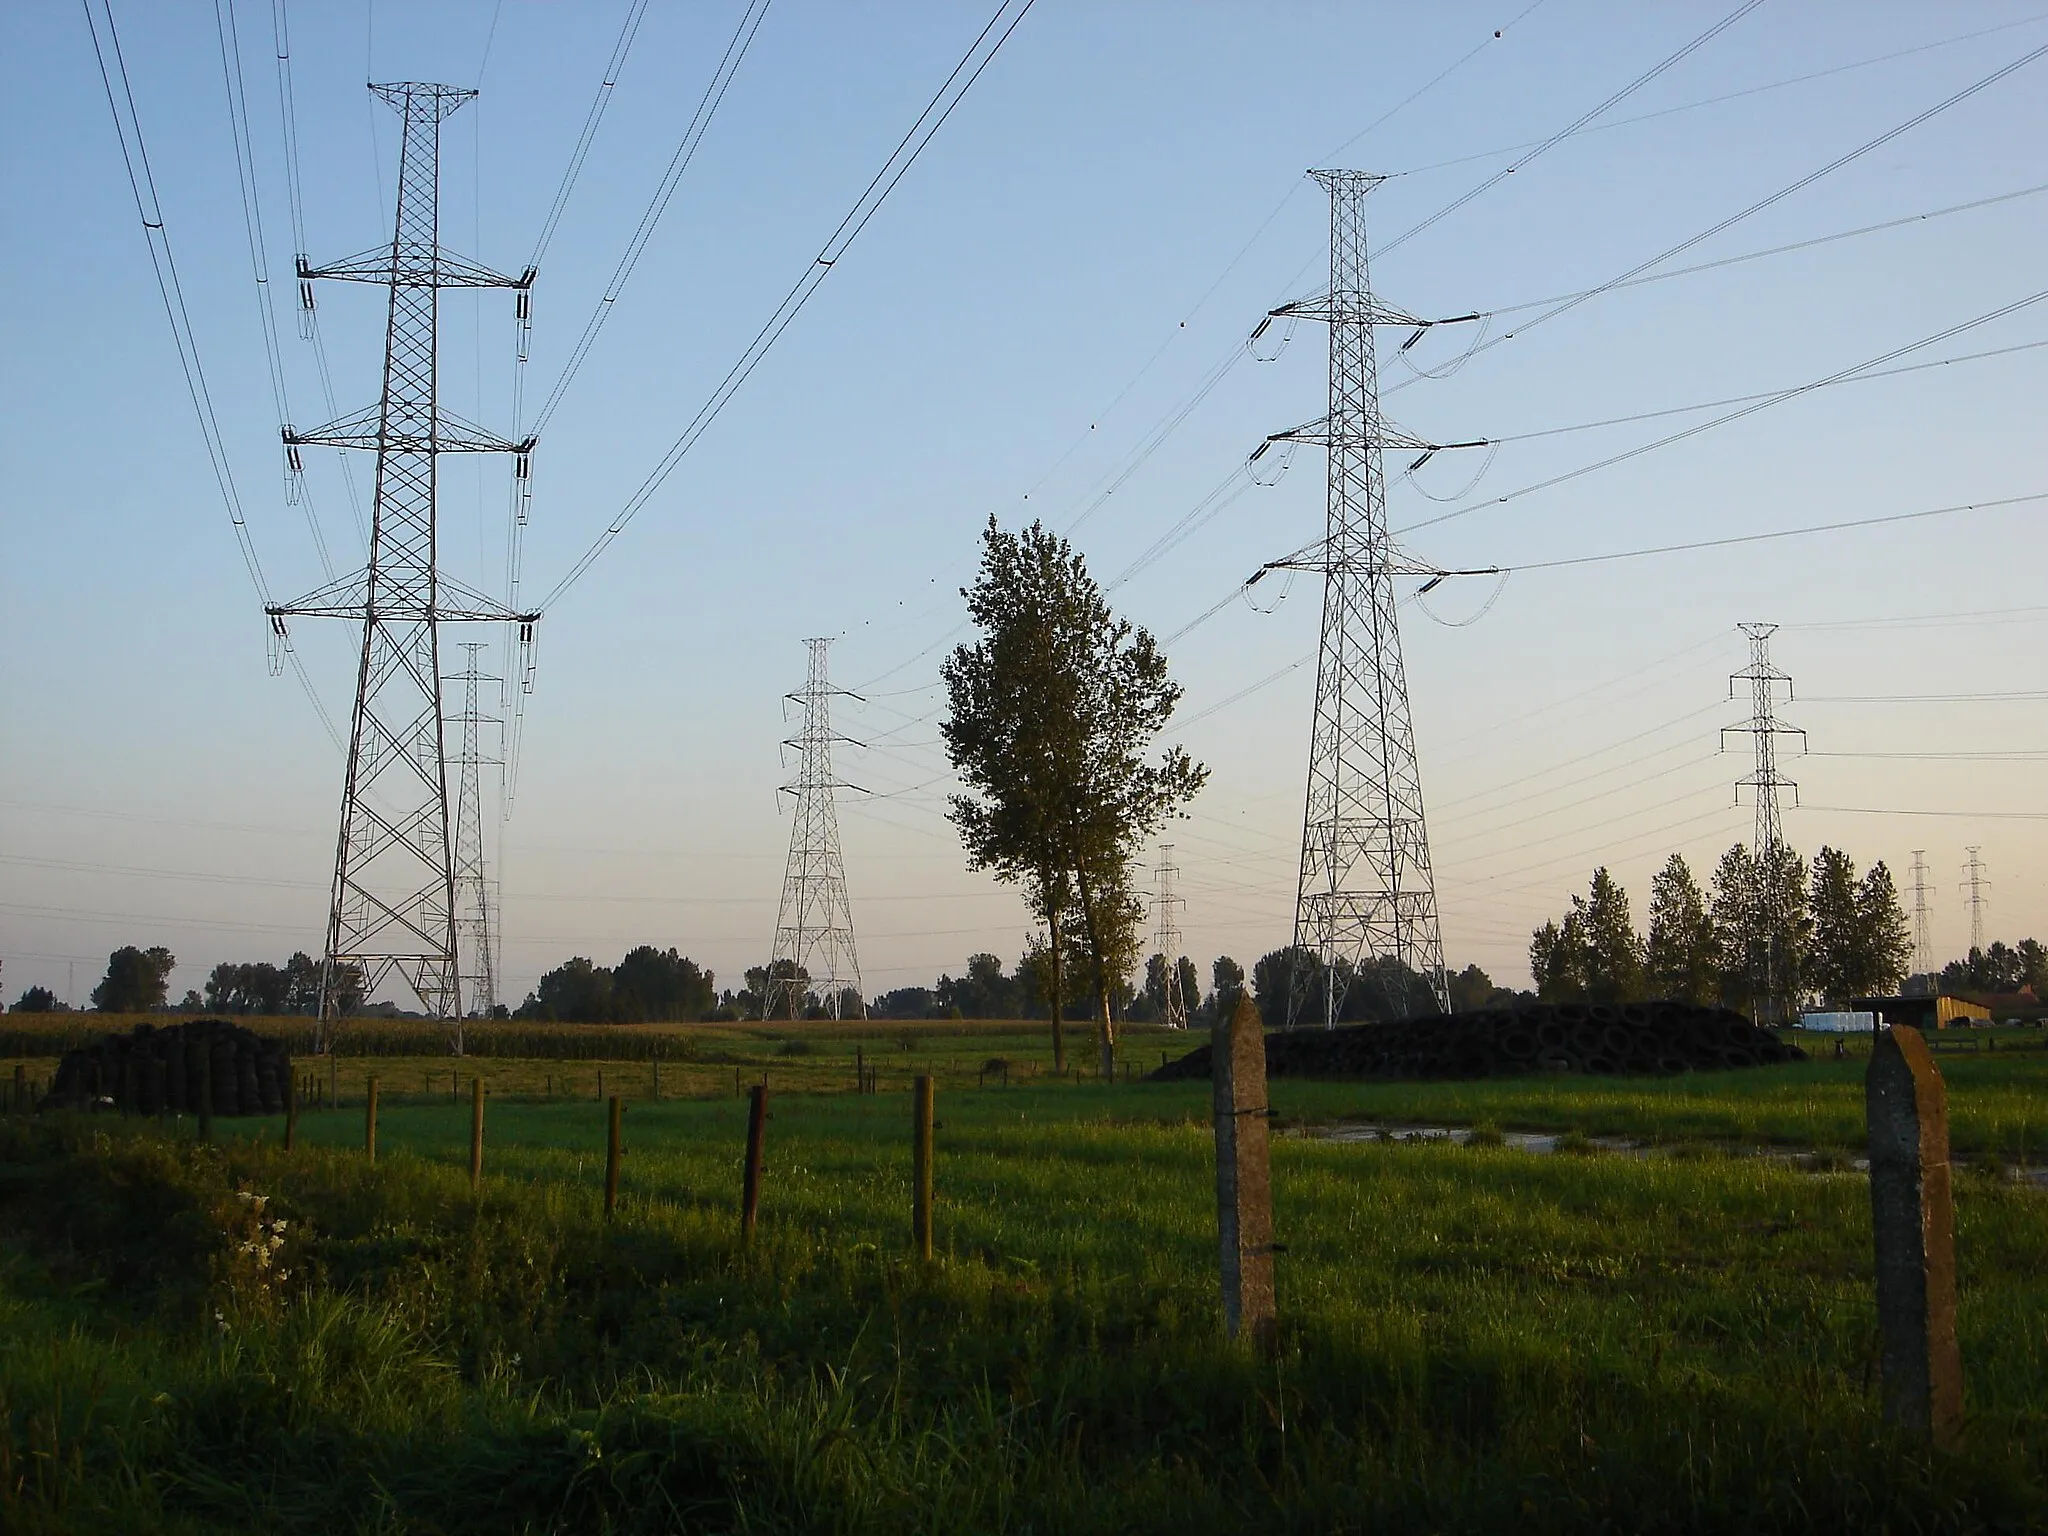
742, 1084, 768, 1244
597, 1068, 604, 1103
912, 1074, 935, 1261
365, 1076, 380, 1163
604, 1095, 623, 1220
329, 1053, 338, 1110
856, 1046, 864, 1095
470, 1076, 485, 1193
653, 1059, 661, 1101
284, 1067, 298, 1152
198, 1054, 214, 1144
1867, 1024, 1963, 1446
1213, 995, 1278, 1355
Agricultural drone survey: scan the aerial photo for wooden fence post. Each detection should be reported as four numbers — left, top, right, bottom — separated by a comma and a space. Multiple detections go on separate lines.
1213, 995, 1278, 1355
284, 1067, 298, 1152
597, 1068, 605, 1102
604, 1095, 623, 1220
365, 1076, 380, 1163
912, 1074, 935, 1261
1867, 1024, 1963, 1446
470, 1076, 485, 1193
742, 1084, 768, 1244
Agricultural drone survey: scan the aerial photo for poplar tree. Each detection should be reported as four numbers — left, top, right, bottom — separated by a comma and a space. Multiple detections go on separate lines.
1645, 853, 1717, 1004
942, 518, 1206, 1077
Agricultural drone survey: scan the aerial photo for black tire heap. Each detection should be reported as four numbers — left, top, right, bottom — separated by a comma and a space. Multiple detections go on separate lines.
46, 1019, 293, 1115
1150, 1000, 1804, 1083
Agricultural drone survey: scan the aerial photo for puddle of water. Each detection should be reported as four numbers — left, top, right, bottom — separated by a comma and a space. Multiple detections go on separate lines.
1299, 1120, 2048, 1185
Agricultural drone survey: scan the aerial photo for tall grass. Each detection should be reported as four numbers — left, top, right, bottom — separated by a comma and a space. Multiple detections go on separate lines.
3, 1083, 2046, 1532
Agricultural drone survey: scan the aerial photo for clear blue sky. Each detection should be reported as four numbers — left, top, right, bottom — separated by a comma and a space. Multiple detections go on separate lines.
4, 1, 2046, 1008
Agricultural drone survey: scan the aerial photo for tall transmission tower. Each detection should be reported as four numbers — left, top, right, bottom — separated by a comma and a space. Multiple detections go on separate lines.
450, 642, 501, 1045
764, 639, 867, 1020
268, 83, 537, 1042
1723, 623, 1806, 1022
1962, 846, 1990, 954
1151, 843, 1188, 1030
1909, 848, 1933, 981
1261, 170, 1479, 1028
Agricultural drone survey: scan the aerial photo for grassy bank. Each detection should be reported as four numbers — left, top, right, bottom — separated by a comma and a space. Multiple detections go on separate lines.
3, 1076, 2046, 1532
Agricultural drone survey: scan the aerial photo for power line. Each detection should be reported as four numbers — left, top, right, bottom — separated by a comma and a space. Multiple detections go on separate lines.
80, 0, 342, 753
537, 0, 1037, 609
525, 0, 769, 434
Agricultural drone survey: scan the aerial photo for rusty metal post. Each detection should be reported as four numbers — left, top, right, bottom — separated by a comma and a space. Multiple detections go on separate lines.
470, 1076, 485, 1193
912, 1074, 935, 1261
1867, 1024, 1963, 1446
284, 1067, 298, 1152
742, 1084, 768, 1244
365, 1076, 380, 1162
1213, 995, 1278, 1355
604, 1095, 623, 1220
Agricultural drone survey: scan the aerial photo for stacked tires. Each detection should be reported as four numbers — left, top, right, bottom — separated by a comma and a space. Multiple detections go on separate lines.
46, 1019, 292, 1115
1151, 1001, 1803, 1083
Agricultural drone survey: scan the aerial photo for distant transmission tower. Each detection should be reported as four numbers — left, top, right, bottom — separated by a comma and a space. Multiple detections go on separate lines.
765, 639, 867, 1020
269, 83, 537, 1043
1262, 170, 1481, 1027
1909, 848, 1933, 980
1151, 843, 1188, 1030
1723, 623, 1806, 1022
1962, 846, 1990, 954
449, 642, 500, 1045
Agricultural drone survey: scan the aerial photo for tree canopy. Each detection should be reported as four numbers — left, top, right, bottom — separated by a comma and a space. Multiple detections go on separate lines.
941, 518, 1204, 1076
90, 946, 176, 1013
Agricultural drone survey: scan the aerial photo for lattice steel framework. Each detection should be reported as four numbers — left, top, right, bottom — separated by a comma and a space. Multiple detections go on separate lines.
1962, 846, 1990, 954
1266, 170, 1463, 1027
269, 83, 536, 1038
1152, 843, 1188, 1030
1909, 848, 1933, 979
765, 639, 867, 1020
1723, 622, 1805, 1022
450, 642, 500, 1043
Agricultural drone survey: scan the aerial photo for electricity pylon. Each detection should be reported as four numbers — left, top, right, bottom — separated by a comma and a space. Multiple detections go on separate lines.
1152, 843, 1187, 1030
1962, 846, 1990, 954
1723, 623, 1805, 1024
449, 642, 500, 1046
765, 639, 866, 1020
1261, 170, 1481, 1028
268, 83, 537, 1041
1909, 849, 1933, 980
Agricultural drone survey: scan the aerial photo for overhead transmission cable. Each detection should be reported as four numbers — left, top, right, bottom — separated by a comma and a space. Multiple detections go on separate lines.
212, 0, 333, 578
536, 0, 1039, 609
524, 0, 774, 437
81, 0, 342, 752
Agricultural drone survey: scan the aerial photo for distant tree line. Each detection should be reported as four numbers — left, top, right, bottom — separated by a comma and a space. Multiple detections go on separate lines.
515, 947, 716, 1023
1528, 844, 1912, 1021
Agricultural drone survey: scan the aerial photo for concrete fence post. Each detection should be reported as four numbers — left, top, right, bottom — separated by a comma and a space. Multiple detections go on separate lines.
470, 1076, 486, 1193
912, 1074, 935, 1261
1867, 1024, 1963, 1446
742, 1084, 768, 1244
1214, 994, 1278, 1355
604, 1095, 623, 1220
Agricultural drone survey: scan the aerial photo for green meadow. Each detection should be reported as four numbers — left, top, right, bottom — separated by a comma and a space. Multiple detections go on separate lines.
4, 1046, 2048, 1532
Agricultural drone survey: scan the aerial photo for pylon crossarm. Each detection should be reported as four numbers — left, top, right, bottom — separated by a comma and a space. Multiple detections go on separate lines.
1262, 293, 1429, 330
299, 246, 526, 289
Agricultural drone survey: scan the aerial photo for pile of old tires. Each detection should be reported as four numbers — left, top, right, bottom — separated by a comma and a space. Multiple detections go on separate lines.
46, 1019, 292, 1115
1150, 1000, 1803, 1083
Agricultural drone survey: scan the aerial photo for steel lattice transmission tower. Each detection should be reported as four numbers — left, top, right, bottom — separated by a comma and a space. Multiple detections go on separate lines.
765, 639, 867, 1020
1262, 170, 1480, 1028
449, 642, 501, 1041
1909, 849, 1933, 980
268, 83, 537, 1040
1723, 623, 1805, 1023
1151, 843, 1188, 1031
1962, 846, 1990, 954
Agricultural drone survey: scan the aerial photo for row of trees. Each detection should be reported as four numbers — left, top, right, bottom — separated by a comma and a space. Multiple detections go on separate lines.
515, 947, 716, 1023
1529, 844, 1913, 1019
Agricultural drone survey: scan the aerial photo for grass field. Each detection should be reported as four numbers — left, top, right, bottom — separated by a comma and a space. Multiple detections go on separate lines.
4, 1042, 2048, 1533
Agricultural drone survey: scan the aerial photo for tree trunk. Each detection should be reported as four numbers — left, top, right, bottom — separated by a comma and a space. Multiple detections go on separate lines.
1047, 898, 1067, 1075
1073, 863, 1116, 1081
